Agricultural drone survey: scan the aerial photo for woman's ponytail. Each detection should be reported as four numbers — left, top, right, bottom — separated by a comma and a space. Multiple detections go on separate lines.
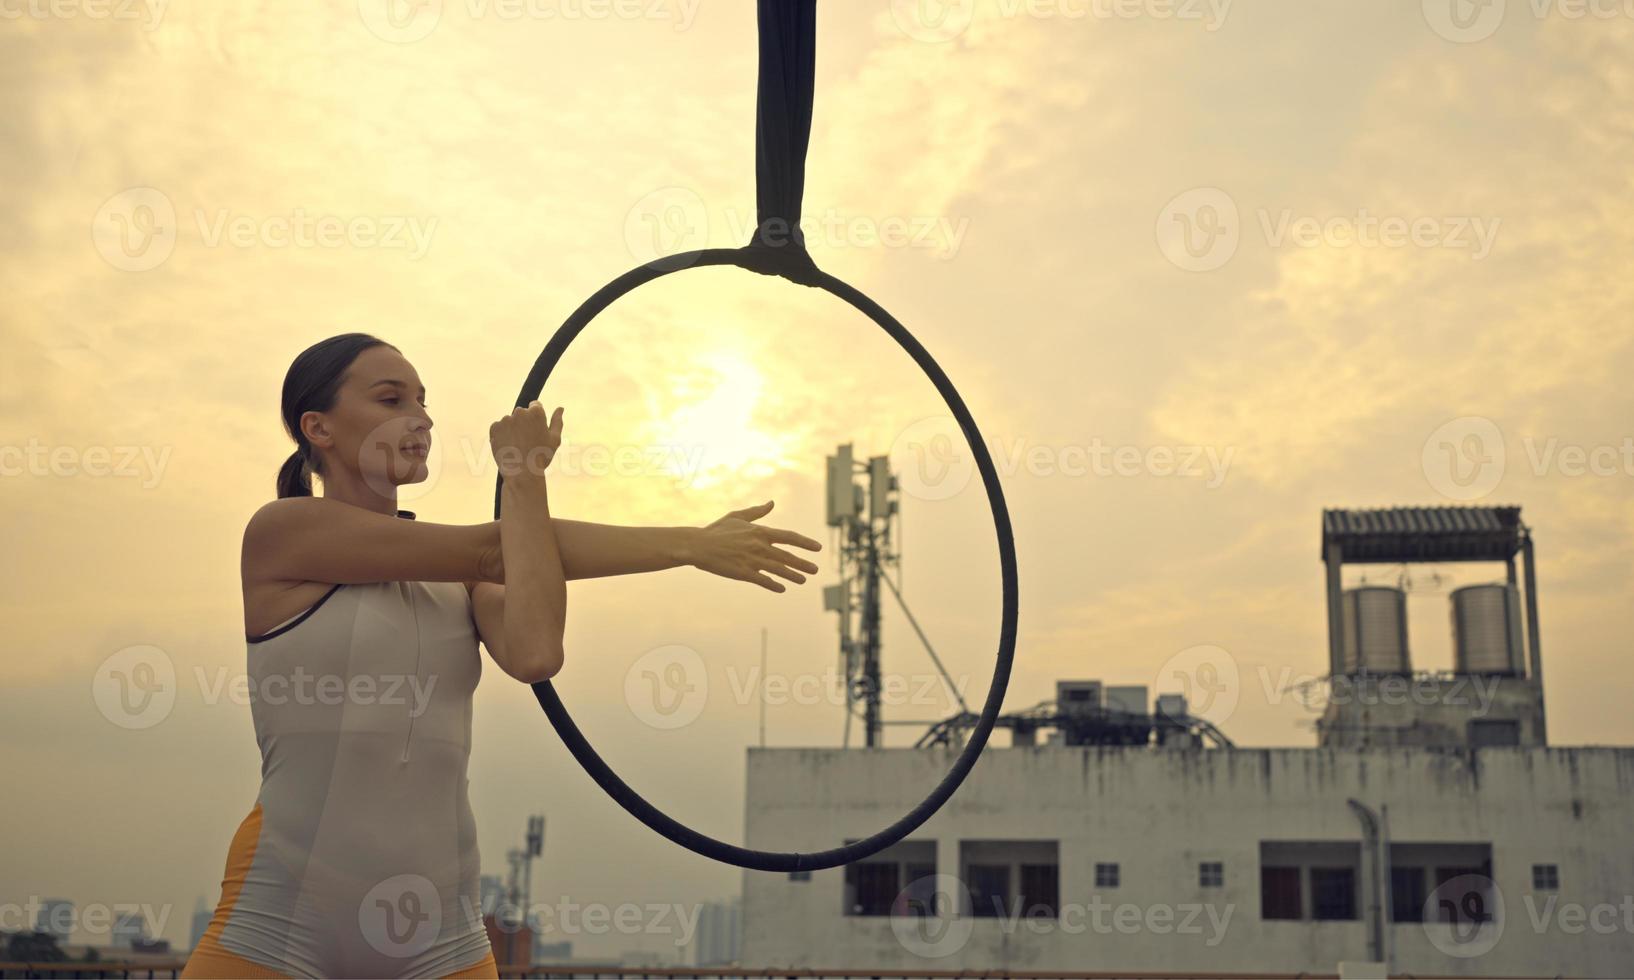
276, 447, 312, 499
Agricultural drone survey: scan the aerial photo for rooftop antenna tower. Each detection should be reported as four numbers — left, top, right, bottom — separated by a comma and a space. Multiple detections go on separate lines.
824, 443, 970, 747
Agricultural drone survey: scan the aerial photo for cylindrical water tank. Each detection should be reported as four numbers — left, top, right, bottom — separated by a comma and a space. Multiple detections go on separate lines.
1451, 583, 1525, 676
1341, 586, 1411, 674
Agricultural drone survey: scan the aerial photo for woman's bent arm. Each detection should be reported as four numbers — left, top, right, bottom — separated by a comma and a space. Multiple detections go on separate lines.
498, 475, 568, 681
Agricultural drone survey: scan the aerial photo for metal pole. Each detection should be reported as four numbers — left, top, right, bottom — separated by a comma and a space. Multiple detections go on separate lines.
1346, 799, 1383, 965
759, 628, 767, 747
1325, 542, 1345, 678
523, 849, 532, 969
1522, 528, 1546, 743
863, 508, 882, 747
1380, 803, 1393, 974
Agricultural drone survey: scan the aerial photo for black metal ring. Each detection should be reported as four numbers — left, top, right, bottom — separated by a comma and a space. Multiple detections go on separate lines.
495, 245, 1019, 872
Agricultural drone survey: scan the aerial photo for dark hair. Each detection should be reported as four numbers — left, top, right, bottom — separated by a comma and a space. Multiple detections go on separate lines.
277, 333, 398, 498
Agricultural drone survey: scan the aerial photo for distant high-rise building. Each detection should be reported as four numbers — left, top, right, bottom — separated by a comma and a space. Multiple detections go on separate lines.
479, 874, 504, 918
693, 897, 741, 967
534, 939, 572, 962
34, 899, 74, 943
111, 911, 148, 949
189, 896, 213, 949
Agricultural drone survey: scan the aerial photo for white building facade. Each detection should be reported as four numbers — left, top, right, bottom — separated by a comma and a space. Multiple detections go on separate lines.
741, 745, 1634, 977
693, 896, 742, 967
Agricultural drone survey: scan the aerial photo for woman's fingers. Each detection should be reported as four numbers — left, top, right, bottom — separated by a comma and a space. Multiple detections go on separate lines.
761, 562, 806, 585
747, 570, 786, 593
763, 525, 822, 552
764, 544, 818, 575
726, 501, 776, 522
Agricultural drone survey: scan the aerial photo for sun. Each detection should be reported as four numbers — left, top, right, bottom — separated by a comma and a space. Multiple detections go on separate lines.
640, 348, 799, 491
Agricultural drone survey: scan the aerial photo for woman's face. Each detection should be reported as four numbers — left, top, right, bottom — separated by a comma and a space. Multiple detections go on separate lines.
303, 345, 434, 493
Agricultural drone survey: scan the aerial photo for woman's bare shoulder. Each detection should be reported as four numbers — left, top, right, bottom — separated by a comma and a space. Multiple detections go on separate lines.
241, 497, 496, 588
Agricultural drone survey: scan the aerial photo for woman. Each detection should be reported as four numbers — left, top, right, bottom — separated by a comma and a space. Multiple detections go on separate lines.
182, 333, 822, 979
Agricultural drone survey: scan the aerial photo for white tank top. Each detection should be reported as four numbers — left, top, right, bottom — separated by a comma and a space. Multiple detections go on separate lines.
215, 577, 491, 977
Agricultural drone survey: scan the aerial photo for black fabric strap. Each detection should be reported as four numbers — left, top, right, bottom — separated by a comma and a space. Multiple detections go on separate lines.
744, 0, 822, 285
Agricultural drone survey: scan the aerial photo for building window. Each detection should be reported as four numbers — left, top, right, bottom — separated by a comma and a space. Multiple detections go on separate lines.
1311, 867, 1357, 921
845, 862, 899, 916
1433, 868, 1497, 928
966, 864, 1010, 918
1391, 843, 1495, 923
1094, 862, 1120, 889
1019, 863, 1059, 918
1261, 866, 1301, 920
1390, 866, 1425, 922
1199, 862, 1224, 888
898, 864, 938, 917
1468, 719, 1521, 747
1532, 864, 1559, 891
958, 841, 1058, 919
842, 839, 935, 917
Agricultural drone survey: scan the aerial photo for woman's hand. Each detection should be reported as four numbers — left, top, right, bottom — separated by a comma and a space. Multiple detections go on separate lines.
489, 401, 564, 482
688, 500, 822, 593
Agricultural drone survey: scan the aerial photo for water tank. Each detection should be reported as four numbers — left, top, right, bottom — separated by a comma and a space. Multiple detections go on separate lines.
1340, 586, 1410, 674
1056, 680, 1102, 714
1104, 685, 1149, 716
1155, 693, 1189, 723
1451, 583, 1525, 676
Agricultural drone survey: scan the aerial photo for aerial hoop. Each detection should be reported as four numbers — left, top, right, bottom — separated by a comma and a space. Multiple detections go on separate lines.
494, 0, 1019, 873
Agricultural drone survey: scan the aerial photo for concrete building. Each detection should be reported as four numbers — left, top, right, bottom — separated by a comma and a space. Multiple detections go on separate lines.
478, 874, 504, 918
741, 744, 1634, 976
33, 899, 74, 944
692, 896, 742, 967
188, 896, 211, 951
110, 911, 147, 949
741, 507, 1634, 977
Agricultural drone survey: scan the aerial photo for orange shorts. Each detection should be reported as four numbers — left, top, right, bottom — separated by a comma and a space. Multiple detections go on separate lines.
180, 940, 499, 978
182, 802, 498, 979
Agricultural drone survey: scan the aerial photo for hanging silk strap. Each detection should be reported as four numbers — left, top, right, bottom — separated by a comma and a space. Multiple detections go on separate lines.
742, 0, 823, 286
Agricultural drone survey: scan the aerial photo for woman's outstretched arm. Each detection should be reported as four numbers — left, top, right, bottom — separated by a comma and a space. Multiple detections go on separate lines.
549, 519, 699, 579
483, 502, 822, 591
465, 518, 705, 581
